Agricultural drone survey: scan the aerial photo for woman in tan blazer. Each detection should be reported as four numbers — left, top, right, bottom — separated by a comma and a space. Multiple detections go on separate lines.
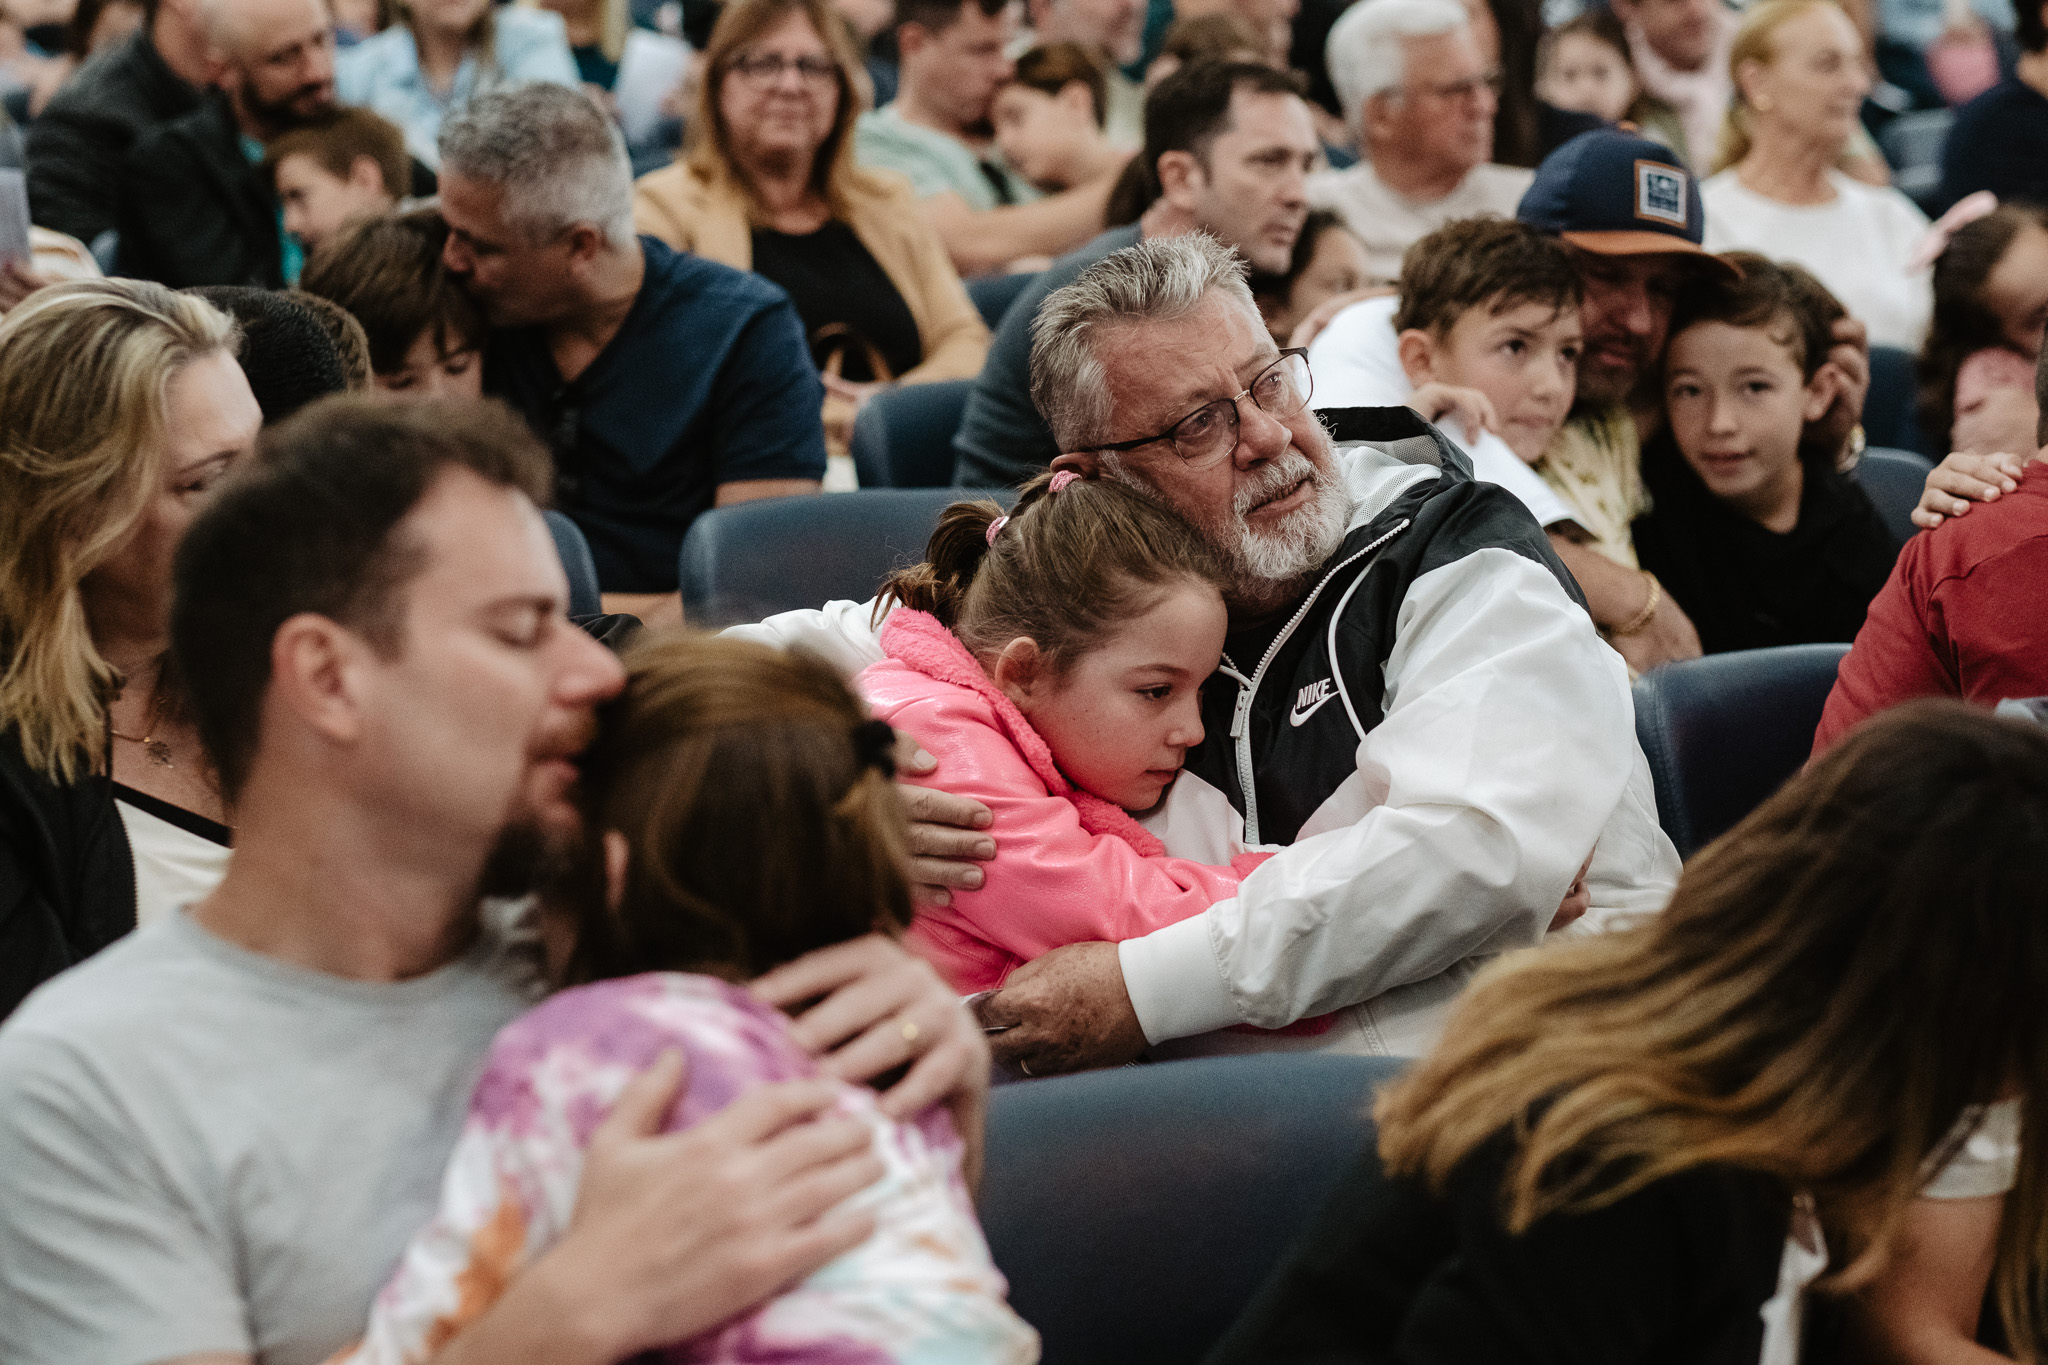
634, 0, 988, 435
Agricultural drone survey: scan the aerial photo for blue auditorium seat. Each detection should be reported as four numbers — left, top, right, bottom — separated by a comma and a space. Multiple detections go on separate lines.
542, 510, 602, 618
849, 379, 975, 488
1863, 345, 1931, 457
1853, 446, 1936, 549
1633, 644, 1850, 859
677, 487, 1013, 625
980, 1053, 1402, 1365
967, 270, 1042, 330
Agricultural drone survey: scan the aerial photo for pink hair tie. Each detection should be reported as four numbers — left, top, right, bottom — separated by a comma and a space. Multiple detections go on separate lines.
1906, 190, 1999, 273
984, 515, 1009, 547
1049, 469, 1081, 493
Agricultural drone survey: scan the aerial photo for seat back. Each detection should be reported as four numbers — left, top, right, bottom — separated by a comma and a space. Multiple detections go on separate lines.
1876, 107, 1953, 214
1853, 446, 1936, 549
967, 270, 1043, 330
677, 487, 1011, 624
1862, 346, 1930, 457
1633, 643, 1850, 859
849, 379, 975, 488
981, 1053, 1401, 1365
542, 510, 602, 618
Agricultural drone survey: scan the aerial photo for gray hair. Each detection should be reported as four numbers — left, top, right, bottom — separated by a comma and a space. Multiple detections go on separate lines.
1325, 0, 1468, 125
438, 84, 637, 247
1027, 233, 1258, 451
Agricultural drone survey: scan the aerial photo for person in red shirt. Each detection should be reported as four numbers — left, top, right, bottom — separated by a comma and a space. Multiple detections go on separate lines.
1812, 369, 2048, 754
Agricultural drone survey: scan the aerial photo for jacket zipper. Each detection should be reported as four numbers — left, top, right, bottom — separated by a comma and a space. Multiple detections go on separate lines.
1219, 519, 1411, 845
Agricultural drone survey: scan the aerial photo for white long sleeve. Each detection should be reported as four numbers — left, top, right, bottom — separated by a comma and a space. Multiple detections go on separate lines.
1119, 547, 1678, 1040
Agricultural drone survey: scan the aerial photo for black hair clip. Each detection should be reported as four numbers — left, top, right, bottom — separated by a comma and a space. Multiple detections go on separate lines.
851, 719, 898, 778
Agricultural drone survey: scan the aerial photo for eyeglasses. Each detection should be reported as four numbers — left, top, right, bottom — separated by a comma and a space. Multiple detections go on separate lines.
728, 53, 840, 86
1086, 349, 1312, 469
1402, 69, 1503, 103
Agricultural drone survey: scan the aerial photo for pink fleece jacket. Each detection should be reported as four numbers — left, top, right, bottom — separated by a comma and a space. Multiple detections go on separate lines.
857, 609, 1265, 995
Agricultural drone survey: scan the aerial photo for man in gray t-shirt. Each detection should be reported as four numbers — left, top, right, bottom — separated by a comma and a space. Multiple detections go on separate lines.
0, 398, 987, 1365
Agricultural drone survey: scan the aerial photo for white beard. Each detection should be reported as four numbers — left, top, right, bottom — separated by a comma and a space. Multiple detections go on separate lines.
1223, 448, 1354, 590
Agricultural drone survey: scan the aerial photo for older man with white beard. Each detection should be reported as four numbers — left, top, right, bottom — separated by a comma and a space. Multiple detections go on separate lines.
735, 233, 1679, 1071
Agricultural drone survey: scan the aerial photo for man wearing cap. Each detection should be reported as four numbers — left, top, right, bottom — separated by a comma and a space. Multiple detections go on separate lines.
1307, 128, 1870, 673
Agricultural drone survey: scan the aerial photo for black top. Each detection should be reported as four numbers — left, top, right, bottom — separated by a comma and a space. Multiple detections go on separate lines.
24, 27, 203, 245
483, 237, 826, 592
114, 96, 282, 289
1936, 77, 2048, 216
748, 220, 923, 384
1205, 1128, 1795, 1365
1633, 433, 1898, 656
0, 729, 135, 1021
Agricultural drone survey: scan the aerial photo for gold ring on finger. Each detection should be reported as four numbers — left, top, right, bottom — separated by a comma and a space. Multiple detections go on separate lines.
899, 1017, 920, 1045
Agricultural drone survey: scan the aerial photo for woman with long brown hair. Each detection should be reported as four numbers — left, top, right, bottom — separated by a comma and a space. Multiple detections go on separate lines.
632, 0, 987, 450
0, 280, 260, 1017
1209, 700, 2048, 1363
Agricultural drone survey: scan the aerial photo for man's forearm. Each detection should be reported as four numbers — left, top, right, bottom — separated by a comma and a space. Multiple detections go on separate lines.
927, 180, 1114, 277
1549, 534, 1648, 627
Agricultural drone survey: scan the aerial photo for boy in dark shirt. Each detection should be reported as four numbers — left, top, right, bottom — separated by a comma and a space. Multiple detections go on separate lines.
1632, 253, 1895, 655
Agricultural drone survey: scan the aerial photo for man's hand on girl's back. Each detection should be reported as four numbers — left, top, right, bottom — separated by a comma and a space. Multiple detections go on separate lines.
890, 738, 996, 908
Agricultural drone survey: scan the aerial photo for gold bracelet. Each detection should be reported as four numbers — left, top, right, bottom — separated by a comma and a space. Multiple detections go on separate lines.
1611, 572, 1662, 637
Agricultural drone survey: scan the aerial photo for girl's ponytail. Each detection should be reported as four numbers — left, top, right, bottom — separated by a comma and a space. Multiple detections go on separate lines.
875, 498, 1006, 627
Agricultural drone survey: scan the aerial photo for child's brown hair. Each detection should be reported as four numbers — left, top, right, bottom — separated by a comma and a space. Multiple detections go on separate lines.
877, 470, 1227, 676
1011, 41, 1109, 127
263, 106, 412, 202
299, 208, 483, 376
1669, 251, 1844, 383
560, 634, 914, 986
1392, 217, 1583, 339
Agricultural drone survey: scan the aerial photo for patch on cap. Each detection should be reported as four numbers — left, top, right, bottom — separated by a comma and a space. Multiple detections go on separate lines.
1634, 160, 1688, 227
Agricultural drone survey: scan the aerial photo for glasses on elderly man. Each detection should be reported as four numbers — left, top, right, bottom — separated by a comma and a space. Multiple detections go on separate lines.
728, 53, 839, 85
1086, 349, 1313, 469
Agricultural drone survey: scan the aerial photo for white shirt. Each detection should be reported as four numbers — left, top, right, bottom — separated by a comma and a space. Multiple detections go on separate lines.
114, 796, 230, 926
1306, 162, 1535, 283
1306, 294, 1576, 529
1701, 169, 1934, 351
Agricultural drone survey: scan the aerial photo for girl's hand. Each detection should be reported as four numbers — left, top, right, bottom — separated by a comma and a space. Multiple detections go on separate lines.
1549, 852, 1595, 933
1910, 449, 2028, 529
822, 374, 893, 412
1408, 382, 1500, 448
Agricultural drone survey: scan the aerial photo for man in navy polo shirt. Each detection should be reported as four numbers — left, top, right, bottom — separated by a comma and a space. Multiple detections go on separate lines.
438, 85, 825, 619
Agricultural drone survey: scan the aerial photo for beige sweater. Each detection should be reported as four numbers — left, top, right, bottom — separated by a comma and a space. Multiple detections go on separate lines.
633, 160, 989, 385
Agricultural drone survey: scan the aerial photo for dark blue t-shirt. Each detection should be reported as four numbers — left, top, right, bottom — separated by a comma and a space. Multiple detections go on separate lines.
1936, 78, 2048, 215
485, 236, 827, 592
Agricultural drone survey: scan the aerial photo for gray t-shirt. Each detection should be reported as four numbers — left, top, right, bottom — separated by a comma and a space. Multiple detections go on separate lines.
952, 223, 1141, 490
0, 909, 536, 1365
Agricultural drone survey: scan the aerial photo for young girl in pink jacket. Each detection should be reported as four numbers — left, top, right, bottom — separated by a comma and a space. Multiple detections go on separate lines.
859, 470, 1273, 997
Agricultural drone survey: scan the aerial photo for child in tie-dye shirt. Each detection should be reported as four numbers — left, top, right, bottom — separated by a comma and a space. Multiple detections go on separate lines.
331, 636, 1037, 1365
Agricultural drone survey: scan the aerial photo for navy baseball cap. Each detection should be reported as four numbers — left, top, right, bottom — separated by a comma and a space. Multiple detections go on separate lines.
1516, 127, 1733, 271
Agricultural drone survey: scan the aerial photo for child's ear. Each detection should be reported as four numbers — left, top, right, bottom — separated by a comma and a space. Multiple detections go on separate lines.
602, 829, 631, 912
346, 154, 387, 196
1802, 362, 1842, 424
1057, 79, 1096, 121
1397, 328, 1440, 390
990, 636, 1044, 709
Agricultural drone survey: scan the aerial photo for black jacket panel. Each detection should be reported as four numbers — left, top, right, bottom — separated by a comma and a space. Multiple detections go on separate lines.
24, 29, 201, 244
0, 730, 135, 1021
115, 97, 283, 289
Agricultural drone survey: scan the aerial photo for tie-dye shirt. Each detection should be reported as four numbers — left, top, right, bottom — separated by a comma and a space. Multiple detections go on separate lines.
329, 973, 1038, 1365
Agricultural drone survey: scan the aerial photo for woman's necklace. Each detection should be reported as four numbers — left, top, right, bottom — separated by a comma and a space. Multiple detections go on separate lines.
110, 691, 175, 768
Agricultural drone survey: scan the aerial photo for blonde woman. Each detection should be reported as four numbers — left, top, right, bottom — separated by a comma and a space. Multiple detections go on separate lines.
0, 281, 260, 1017
1700, 0, 1932, 350
632, 0, 987, 436
1210, 701, 2048, 1365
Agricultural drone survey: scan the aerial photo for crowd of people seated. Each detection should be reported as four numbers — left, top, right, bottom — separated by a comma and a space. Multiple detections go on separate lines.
4, 0, 2048, 1356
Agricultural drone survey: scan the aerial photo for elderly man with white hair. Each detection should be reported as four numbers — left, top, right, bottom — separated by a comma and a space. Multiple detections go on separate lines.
437, 84, 826, 626
738, 232, 1679, 1070
1311, 0, 1533, 282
